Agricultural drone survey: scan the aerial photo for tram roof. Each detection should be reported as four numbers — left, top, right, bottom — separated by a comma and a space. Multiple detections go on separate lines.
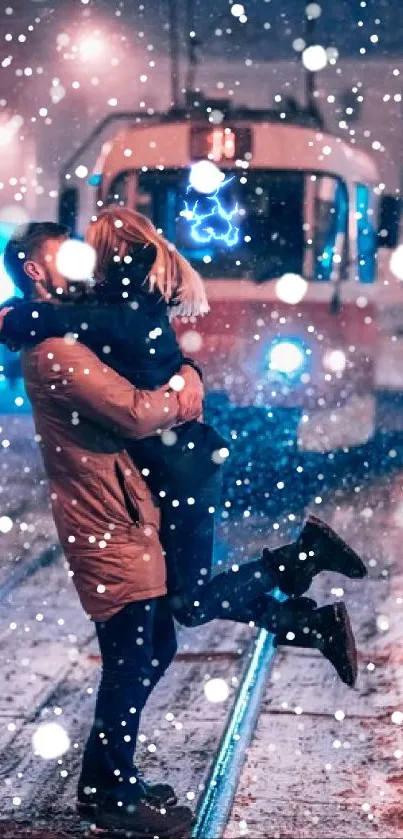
95, 113, 379, 190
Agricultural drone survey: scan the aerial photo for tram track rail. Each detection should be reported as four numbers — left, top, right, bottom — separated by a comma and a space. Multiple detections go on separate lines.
82, 624, 284, 839
192, 591, 286, 839
193, 628, 277, 838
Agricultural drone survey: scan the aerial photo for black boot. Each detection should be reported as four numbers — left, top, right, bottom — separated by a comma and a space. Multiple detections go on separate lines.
261, 596, 318, 634
274, 600, 358, 687
264, 514, 367, 597
138, 772, 178, 807
95, 796, 194, 838
77, 776, 177, 818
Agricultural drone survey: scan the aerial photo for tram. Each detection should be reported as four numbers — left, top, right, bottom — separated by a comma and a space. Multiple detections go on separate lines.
57, 102, 398, 453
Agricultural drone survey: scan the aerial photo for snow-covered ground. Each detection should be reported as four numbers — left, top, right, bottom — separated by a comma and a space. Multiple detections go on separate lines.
2, 411, 403, 837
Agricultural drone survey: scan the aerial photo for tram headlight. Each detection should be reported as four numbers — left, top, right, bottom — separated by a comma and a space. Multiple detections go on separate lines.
268, 340, 306, 376
323, 349, 346, 373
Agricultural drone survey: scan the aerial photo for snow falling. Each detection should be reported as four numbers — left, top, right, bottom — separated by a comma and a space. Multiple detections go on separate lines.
0, 0, 403, 836
32, 722, 71, 760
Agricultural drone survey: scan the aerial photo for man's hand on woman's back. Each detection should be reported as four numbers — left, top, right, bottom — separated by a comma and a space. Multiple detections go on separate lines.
174, 364, 204, 425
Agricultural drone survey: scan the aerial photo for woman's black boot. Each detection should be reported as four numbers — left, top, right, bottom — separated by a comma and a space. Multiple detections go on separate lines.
263, 514, 367, 598
273, 599, 357, 687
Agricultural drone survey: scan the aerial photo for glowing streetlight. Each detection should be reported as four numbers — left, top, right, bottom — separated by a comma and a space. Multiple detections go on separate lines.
78, 34, 104, 62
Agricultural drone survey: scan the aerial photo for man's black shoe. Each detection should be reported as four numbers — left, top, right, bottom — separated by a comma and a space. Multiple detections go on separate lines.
275, 600, 358, 687
77, 777, 177, 818
94, 796, 194, 838
264, 514, 367, 597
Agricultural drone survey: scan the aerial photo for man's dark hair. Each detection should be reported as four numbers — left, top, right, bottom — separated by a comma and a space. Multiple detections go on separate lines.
3, 221, 69, 298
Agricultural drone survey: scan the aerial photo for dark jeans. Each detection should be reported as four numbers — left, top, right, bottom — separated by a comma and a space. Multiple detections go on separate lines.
79, 596, 177, 807
160, 471, 278, 627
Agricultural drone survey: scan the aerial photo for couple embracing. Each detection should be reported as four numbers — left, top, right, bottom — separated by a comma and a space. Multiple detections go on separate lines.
1, 208, 366, 837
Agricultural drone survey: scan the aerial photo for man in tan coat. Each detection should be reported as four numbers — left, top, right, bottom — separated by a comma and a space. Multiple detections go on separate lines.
2, 222, 203, 837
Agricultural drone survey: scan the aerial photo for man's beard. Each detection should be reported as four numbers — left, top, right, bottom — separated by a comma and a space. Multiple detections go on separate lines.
44, 276, 94, 302
66, 282, 94, 301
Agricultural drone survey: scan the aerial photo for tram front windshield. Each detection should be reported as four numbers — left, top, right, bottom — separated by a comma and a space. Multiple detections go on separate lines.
106, 169, 348, 281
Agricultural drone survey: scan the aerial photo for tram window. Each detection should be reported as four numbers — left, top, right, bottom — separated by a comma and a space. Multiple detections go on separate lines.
136, 182, 153, 219
105, 172, 130, 206
311, 176, 348, 281
110, 169, 348, 281
105, 171, 153, 218
356, 184, 376, 283
176, 171, 305, 280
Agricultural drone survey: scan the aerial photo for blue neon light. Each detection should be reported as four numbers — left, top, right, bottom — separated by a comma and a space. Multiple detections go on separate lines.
181, 176, 240, 248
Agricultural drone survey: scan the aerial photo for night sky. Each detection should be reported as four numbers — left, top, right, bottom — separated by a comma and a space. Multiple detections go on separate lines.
1, 0, 401, 112
1, 0, 401, 217
2, 0, 403, 64
144, 0, 403, 60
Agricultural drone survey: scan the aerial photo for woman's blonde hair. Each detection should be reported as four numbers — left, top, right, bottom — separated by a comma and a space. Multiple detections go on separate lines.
86, 206, 209, 317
